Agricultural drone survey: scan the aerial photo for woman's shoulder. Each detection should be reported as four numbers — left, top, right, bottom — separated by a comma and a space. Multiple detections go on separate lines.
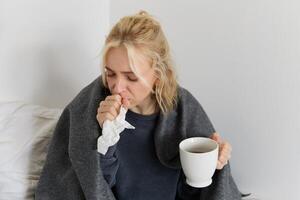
66, 75, 108, 110
177, 85, 200, 106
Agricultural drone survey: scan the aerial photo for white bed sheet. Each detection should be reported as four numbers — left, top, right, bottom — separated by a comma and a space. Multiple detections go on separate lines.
0, 101, 62, 200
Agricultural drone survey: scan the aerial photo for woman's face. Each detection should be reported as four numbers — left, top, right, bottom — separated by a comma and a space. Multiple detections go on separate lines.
105, 46, 157, 109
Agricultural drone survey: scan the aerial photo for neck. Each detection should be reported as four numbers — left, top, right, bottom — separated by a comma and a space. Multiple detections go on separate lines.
130, 96, 158, 115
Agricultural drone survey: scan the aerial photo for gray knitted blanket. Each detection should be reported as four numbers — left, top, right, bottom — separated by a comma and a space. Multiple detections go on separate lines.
35, 76, 241, 200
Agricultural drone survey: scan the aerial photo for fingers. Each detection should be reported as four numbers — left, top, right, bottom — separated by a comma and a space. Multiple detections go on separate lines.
99, 100, 121, 112
211, 133, 232, 170
122, 98, 130, 109
217, 142, 232, 169
104, 94, 122, 103
217, 160, 228, 170
210, 132, 222, 144
218, 153, 230, 165
99, 104, 118, 116
100, 94, 129, 108
96, 112, 115, 127
219, 142, 232, 160
96, 94, 123, 128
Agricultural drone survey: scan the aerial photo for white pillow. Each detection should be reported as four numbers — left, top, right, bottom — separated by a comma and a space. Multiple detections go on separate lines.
0, 101, 62, 200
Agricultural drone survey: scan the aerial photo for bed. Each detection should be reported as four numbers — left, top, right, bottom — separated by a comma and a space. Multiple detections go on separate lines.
0, 101, 62, 199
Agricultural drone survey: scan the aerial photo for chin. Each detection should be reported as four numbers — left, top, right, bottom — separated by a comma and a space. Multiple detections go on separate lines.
127, 100, 137, 109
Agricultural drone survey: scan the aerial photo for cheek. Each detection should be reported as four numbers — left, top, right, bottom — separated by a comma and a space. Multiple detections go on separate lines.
129, 83, 152, 101
106, 79, 113, 91
106, 76, 112, 84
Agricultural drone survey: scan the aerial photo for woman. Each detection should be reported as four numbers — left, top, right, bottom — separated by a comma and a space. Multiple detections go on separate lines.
36, 11, 241, 200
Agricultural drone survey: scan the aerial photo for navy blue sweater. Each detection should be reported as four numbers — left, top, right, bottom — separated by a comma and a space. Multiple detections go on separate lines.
100, 109, 194, 200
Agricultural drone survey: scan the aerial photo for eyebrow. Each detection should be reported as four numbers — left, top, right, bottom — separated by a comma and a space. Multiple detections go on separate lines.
105, 66, 134, 74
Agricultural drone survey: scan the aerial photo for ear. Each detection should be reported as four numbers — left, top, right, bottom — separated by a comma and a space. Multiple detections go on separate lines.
152, 79, 159, 94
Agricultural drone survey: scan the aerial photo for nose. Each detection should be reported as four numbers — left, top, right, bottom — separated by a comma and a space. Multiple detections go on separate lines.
112, 77, 126, 94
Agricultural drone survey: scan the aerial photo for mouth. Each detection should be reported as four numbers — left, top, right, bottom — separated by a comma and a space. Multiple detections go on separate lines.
119, 92, 130, 100
124, 98, 132, 103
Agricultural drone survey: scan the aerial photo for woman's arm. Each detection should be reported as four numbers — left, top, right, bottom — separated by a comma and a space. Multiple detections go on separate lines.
35, 108, 85, 200
99, 145, 119, 188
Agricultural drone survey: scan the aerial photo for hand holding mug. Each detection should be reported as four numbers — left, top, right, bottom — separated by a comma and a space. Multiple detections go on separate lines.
210, 132, 232, 170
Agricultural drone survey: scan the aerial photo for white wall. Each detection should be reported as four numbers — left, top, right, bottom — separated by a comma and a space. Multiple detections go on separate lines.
1, 1, 299, 199
0, 0, 109, 108
110, 1, 300, 200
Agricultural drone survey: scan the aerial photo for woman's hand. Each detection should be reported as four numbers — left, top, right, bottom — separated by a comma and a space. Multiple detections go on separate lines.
96, 94, 123, 129
210, 132, 232, 170
97, 94, 131, 128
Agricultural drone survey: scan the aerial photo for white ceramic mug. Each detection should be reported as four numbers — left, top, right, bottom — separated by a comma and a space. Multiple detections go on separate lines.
179, 137, 219, 188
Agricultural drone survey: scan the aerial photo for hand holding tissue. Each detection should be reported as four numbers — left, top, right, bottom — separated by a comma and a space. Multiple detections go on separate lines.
97, 106, 135, 155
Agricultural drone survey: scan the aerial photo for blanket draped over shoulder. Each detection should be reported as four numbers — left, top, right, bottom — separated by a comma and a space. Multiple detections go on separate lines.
35, 76, 242, 200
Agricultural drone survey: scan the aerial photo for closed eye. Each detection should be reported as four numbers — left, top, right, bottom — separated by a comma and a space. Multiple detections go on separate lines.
127, 75, 138, 82
106, 72, 138, 82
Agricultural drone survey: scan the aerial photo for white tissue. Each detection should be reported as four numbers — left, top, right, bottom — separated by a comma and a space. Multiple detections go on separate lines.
97, 106, 135, 155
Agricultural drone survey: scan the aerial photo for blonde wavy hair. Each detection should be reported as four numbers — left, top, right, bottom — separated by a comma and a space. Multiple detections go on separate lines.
101, 10, 178, 114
